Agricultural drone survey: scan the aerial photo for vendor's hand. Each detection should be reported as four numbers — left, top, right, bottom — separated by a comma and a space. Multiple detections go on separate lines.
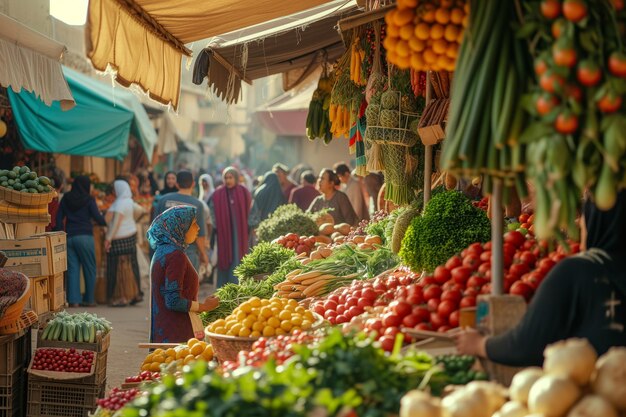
104, 239, 111, 253
453, 328, 488, 358
199, 251, 209, 266
200, 296, 219, 312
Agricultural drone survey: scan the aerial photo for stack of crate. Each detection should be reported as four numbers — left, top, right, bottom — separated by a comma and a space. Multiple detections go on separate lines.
0, 329, 32, 417
26, 331, 109, 417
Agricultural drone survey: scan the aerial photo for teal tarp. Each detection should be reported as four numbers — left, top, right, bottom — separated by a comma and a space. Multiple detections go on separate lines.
8, 67, 156, 161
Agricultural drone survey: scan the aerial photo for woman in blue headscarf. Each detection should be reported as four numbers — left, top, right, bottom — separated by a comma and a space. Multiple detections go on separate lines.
147, 206, 219, 343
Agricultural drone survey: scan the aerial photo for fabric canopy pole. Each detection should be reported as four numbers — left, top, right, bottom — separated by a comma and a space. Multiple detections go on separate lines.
8, 67, 157, 161
86, 0, 331, 110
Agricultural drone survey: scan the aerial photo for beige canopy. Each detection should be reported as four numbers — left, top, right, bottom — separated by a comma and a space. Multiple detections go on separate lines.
86, 0, 333, 110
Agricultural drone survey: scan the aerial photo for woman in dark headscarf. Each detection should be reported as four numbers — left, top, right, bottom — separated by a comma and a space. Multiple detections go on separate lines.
148, 206, 219, 343
55, 175, 107, 307
251, 172, 285, 225
159, 171, 178, 196
456, 190, 626, 365
208, 167, 252, 288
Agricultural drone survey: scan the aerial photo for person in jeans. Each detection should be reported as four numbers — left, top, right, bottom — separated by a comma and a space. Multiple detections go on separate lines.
155, 170, 208, 272
55, 175, 106, 307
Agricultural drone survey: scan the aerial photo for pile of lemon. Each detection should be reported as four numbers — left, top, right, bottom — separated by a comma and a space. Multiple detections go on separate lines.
140, 338, 214, 372
206, 297, 316, 338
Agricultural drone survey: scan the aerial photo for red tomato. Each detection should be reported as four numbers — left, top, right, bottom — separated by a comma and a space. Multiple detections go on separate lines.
463, 288, 478, 297
406, 293, 424, 306
519, 251, 537, 267
460, 296, 477, 308
597, 94, 623, 113
346, 297, 359, 308
467, 243, 484, 256
402, 314, 420, 328
366, 318, 383, 333
336, 315, 349, 324
445, 256, 463, 270
522, 272, 543, 290
384, 326, 400, 337
466, 276, 487, 289
423, 285, 443, 301
362, 288, 377, 301
383, 313, 402, 328
438, 325, 453, 333
325, 310, 337, 320
478, 262, 491, 275
563, 0, 588, 22
391, 300, 412, 317
535, 94, 559, 116
509, 263, 531, 278
433, 266, 451, 285
323, 300, 337, 311
348, 306, 364, 318
541, 0, 561, 19
415, 322, 432, 331
538, 258, 557, 274
437, 300, 457, 318
553, 42, 577, 67
555, 113, 579, 134
357, 298, 373, 309
609, 52, 626, 77
380, 336, 395, 352
612, 0, 625, 10
399, 275, 413, 286
313, 304, 325, 316
286, 233, 298, 241
449, 310, 460, 327
451, 267, 471, 285
387, 277, 400, 289
510, 281, 534, 302
430, 312, 447, 330
540, 71, 565, 93
481, 283, 492, 294
479, 250, 492, 263
504, 231, 526, 248
412, 306, 430, 322
462, 254, 481, 271
577, 60, 602, 86
337, 304, 347, 315
441, 289, 462, 304
442, 280, 462, 291
427, 298, 441, 312
534, 57, 549, 76
421, 276, 436, 286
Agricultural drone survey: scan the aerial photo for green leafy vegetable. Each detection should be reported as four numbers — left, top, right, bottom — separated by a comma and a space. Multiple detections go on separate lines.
399, 191, 491, 272
257, 204, 318, 243
234, 242, 296, 281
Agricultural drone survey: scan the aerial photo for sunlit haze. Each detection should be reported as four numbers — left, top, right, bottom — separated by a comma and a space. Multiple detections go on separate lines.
49, 0, 88, 25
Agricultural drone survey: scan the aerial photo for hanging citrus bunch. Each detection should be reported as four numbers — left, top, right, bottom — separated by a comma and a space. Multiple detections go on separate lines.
383, 0, 469, 72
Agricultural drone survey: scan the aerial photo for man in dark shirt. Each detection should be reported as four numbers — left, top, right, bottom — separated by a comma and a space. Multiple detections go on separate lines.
289, 171, 320, 211
273, 163, 297, 201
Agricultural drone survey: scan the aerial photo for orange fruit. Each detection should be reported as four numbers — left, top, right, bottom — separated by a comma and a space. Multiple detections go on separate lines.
394, 8, 415, 26
267, 317, 281, 329
190, 343, 204, 356
383, 36, 399, 52
278, 310, 292, 321
441, 0, 454, 7
396, 40, 410, 57
187, 338, 200, 347
456, 29, 464, 43
444, 25, 460, 42
409, 37, 426, 52
399, 24, 415, 41
414, 23, 430, 40
184, 354, 195, 365
450, 8, 465, 24
262, 326, 275, 337
150, 362, 161, 372
446, 42, 459, 59
141, 363, 151, 372
275, 328, 287, 336
435, 8, 451, 24
436, 55, 449, 68
433, 39, 448, 55
410, 54, 425, 70
301, 320, 313, 330
423, 49, 437, 65
387, 24, 400, 38
464, 2, 470, 14
387, 50, 398, 64
421, 4, 436, 23
461, 14, 468, 28
202, 345, 214, 360
397, 0, 418, 8
384, 9, 396, 25
430, 24, 445, 40
290, 315, 303, 326
238, 327, 252, 337
176, 348, 190, 359
294, 306, 306, 315
260, 307, 273, 319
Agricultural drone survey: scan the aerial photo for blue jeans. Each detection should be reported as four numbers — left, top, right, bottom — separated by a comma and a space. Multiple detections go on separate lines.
67, 235, 97, 305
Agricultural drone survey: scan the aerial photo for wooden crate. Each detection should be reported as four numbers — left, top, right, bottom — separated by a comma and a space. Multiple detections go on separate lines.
47, 274, 65, 312
28, 277, 50, 316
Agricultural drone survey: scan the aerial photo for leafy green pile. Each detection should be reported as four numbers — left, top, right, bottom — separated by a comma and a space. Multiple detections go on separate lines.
399, 191, 491, 272
234, 242, 296, 280
257, 204, 318, 243
119, 329, 444, 417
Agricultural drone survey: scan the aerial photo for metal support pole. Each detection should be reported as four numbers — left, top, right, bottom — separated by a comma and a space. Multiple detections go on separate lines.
423, 71, 433, 206
491, 179, 504, 295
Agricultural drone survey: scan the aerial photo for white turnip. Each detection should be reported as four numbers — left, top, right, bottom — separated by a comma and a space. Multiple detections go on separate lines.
528, 375, 581, 417
543, 339, 597, 386
509, 368, 544, 405
592, 347, 626, 411
567, 394, 618, 417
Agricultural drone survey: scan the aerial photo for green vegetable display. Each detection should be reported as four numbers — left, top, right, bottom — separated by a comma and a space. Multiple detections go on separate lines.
256, 204, 319, 243
0, 165, 54, 193
399, 191, 491, 272
119, 329, 449, 417
41, 312, 111, 343
435, 354, 489, 385
234, 242, 296, 281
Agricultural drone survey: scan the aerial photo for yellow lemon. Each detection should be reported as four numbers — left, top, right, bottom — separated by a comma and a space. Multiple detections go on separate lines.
236, 310, 247, 322
260, 299, 270, 307
294, 306, 306, 315
190, 344, 204, 356
262, 326, 276, 337
291, 315, 303, 326
214, 326, 226, 335
230, 324, 243, 336
239, 327, 252, 337
280, 320, 293, 332
184, 355, 195, 365
144, 353, 154, 363
275, 328, 286, 336
284, 304, 296, 312
187, 338, 200, 348
212, 319, 226, 329
302, 320, 313, 330
202, 345, 214, 360
252, 322, 265, 332
154, 354, 166, 364
165, 348, 177, 358
287, 299, 298, 307
153, 348, 164, 356
303, 311, 314, 322
141, 363, 151, 372
267, 317, 281, 329
149, 362, 161, 372
165, 356, 174, 364
176, 348, 190, 359
243, 316, 256, 329
240, 302, 253, 313
260, 307, 274, 319
271, 307, 280, 316
251, 331, 262, 338
278, 310, 292, 321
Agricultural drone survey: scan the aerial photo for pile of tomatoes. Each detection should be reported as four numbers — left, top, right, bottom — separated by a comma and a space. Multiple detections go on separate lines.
31, 348, 95, 373
124, 371, 160, 384
221, 331, 319, 373
362, 231, 577, 350
96, 388, 141, 411
310, 269, 419, 325
274, 233, 317, 255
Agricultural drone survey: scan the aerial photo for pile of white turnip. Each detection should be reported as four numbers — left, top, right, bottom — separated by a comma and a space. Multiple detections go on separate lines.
400, 338, 626, 417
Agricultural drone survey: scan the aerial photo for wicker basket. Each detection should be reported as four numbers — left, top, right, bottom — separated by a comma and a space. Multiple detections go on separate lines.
205, 313, 326, 363
0, 271, 31, 329
0, 310, 38, 335
0, 187, 56, 207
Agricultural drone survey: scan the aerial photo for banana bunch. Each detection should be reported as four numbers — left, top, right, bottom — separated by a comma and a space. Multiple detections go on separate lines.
41, 312, 112, 343
350, 38, 367, 86
329, 103, 352, 138
306, 76, 333, 143
274, 269, 357, 299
